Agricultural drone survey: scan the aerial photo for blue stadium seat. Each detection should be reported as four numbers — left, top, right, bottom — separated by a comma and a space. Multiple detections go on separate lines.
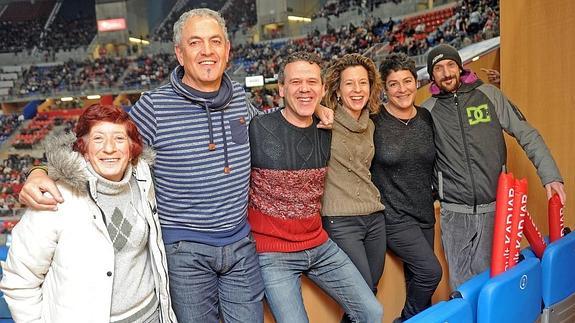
458, 270, 490, 320
521, 247, 537, 259
404, 298, 473, 323
540, 231, 575, 322
0, 246, 8, 262
476, 257, 542, 323
0, 245, 13, 321
0, 296, 12, 322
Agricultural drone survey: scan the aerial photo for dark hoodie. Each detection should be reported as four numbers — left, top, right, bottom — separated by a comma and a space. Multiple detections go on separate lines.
421, 70, 562, 210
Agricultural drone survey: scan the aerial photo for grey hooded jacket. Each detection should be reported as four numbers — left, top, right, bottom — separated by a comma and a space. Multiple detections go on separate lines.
421, 73, 562, 211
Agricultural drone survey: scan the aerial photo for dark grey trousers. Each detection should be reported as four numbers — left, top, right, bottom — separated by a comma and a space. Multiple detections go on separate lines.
321, 212, 387, 293
440, 208, 495, 289
386, 225, 442, 320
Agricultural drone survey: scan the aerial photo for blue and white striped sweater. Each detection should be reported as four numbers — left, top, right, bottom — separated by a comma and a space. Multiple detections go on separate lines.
129, 66, 257, 246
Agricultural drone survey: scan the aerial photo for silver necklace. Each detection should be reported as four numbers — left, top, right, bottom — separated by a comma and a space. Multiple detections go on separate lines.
386, 106, 416, 126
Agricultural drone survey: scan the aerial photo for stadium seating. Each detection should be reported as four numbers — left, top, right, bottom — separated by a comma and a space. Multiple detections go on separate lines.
0, 1, 54, 53
0, 115, 22, 145
0, 0, 499, 103
457, 270, 490, 320
404, 297, 473, 323
0, 1, 54, 22
0, 245, 13, 322
540, 232, 575, 322
457, 257, 542, 323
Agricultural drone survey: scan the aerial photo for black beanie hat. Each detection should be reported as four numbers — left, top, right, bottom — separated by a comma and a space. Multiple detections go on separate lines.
427, 44, 463, 79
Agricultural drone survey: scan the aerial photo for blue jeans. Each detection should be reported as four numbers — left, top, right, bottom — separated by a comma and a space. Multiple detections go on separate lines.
165, 235, 265, 323
258, 239, 383, 323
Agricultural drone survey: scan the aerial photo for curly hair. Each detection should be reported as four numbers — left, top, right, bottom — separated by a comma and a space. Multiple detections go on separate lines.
324, 53, 382, 114
379, 52, 418, 89
277, 51, 323, 84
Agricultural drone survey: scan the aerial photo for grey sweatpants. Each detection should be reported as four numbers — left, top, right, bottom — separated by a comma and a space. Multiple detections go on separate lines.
440, 208, 495, 290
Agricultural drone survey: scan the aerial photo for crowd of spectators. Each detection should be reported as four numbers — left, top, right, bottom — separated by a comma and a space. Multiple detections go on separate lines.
0, 116, 47, 216
0, 107, 78, 217
0, 115, 23, 146
388, 0, 499, 56
248, 87, 281, 111
0, 1, 95, 55
0, 154, 44, 216
2, 0, 499, 103
0, 20, 44, 54
313, 0, 367, 19
152, 0, 226, 42
39, 16, 97, 53
221, 0, 257, 37
313, 0, 403, 19
453, 0, 499, 45
122, 53, 176, 89
0, 109, 78, 215
0, 0, 52, 54
14, 57, 139, 97
153, 0, 256, 42
233, 0, 499, 76
17, 60, 82, 96
79, 57, 131, 90
11, 114, 53, 150
152, 8, 182, 42
11, 112, 78, 150
5, 54, 178, 100
233, 15, 393, 77
43, 98, 85, 112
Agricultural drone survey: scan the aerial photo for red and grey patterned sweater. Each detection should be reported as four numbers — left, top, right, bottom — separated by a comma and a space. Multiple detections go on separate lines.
247, 111, 332, 253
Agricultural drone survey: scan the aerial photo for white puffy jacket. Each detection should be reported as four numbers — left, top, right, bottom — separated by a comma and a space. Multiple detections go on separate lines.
0, 134, 177, 323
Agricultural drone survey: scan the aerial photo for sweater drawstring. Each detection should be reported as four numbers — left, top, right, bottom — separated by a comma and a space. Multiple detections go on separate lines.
204, 101, 231, 174
205, 102, 216, 151
220, 111, 231, 174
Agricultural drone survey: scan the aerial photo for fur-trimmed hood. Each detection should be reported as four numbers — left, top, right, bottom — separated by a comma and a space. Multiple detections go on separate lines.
44, 132, 155, 194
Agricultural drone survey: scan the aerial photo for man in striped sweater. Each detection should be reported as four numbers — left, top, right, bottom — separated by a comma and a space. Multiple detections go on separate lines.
126, 9, 265, 322
22, 8, 265, 323
248, 52, 383, 323
20, 8, 335, 323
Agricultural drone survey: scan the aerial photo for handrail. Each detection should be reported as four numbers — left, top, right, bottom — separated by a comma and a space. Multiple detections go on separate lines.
0, 83, 162, 104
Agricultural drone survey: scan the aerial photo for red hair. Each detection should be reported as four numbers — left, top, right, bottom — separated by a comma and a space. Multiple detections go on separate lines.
73, 104, 143, 165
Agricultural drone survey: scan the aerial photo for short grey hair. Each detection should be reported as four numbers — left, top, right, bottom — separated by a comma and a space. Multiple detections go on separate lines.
173, 8, 229, 45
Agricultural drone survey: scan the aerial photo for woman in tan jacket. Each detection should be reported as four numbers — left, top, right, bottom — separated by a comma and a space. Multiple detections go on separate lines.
322, 54, 386, 316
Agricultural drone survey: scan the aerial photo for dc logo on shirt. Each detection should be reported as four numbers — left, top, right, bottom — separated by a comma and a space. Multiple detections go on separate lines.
466, 104, 491, 125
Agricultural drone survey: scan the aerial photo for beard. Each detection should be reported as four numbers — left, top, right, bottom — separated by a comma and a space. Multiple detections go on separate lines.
438, 75, 461, 93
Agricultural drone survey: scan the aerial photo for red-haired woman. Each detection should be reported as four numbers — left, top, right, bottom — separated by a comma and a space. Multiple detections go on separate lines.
0, 105, 177, 322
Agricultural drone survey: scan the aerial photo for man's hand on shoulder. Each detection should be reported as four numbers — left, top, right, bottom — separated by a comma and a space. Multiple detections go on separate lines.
19, 169, 64, 211
315, 104, 334, 129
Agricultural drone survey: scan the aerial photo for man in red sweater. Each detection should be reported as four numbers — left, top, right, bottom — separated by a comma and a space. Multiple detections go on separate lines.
247, 51, 383, 323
